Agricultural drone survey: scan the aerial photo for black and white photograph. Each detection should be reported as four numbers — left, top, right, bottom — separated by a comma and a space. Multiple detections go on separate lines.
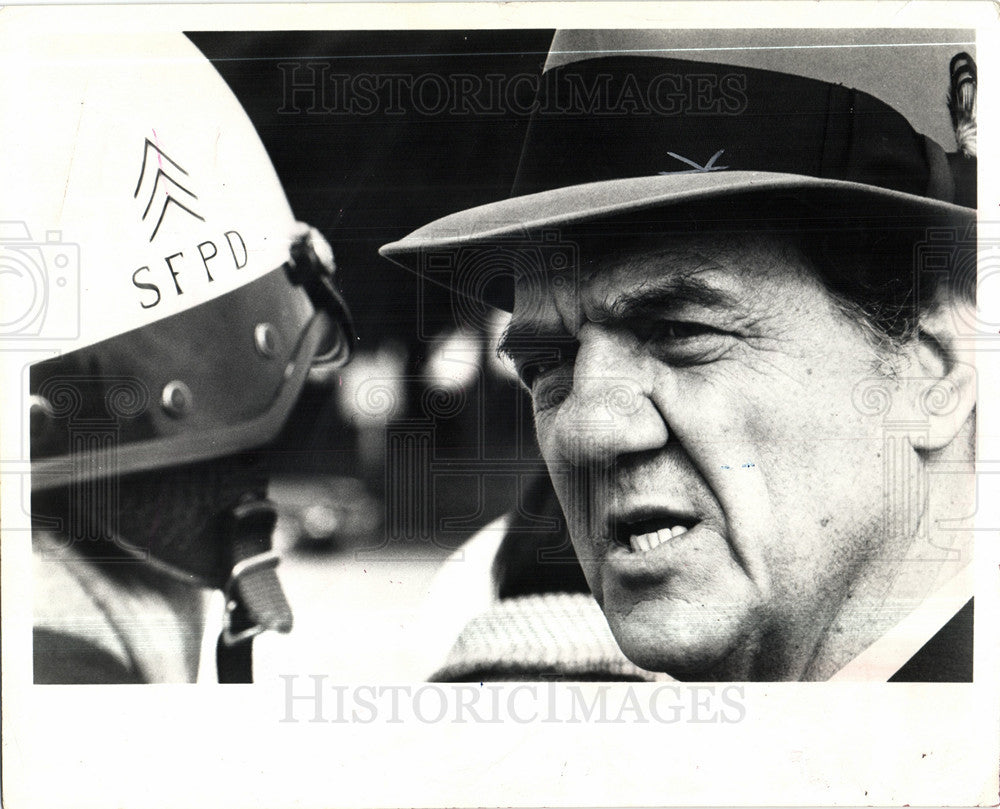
2, 3, 998, 807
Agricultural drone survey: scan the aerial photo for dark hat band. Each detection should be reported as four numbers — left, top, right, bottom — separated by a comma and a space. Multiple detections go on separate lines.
512, 56, 964, 207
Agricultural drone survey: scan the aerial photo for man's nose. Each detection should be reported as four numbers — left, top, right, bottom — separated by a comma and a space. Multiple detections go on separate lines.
548, 325, 669, 466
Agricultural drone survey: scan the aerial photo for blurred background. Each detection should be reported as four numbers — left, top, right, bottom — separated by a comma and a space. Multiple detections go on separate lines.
187, 31, 557, 679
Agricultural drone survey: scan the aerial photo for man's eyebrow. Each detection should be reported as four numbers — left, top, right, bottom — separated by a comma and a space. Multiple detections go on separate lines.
496, 320, 572, 361
599, 276, 741, 320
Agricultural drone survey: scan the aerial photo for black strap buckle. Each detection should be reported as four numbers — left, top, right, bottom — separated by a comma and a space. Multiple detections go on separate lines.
221, 550, 283, 646
216, 498, 292, 683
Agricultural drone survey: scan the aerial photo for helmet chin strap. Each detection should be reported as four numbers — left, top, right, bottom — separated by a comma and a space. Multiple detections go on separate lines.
216, 496, 293, 683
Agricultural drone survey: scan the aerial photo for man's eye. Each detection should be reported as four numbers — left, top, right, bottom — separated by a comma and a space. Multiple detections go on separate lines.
518, 356, 563, 389
521, 358, 574, 411
656, 320, 717, 340
644, 320, 732, 363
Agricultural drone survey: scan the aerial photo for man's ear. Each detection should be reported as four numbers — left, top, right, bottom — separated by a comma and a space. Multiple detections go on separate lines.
904, 291, 977, 453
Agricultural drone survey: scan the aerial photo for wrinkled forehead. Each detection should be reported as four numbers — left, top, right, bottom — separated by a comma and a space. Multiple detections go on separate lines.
510, 230, 810, 320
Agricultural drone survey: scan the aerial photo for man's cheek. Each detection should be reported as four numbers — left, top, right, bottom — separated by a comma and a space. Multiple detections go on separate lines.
706, 348, 862, 440
568, 531, 605, 600
670, 361, 784, 439
533, 410, 561, 459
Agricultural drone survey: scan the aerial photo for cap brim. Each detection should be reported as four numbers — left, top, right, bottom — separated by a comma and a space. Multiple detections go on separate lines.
380, 171, 974, 269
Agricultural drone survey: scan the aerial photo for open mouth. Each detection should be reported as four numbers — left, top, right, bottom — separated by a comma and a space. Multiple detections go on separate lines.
611, 512, 698, 553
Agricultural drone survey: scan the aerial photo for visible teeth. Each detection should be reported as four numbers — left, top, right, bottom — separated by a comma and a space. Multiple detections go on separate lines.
629, 529, 676, 552
629, 532, 653, 552
627, 524, 693, 552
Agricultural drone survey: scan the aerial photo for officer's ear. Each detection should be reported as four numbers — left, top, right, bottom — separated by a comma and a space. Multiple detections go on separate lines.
904, 288, 977, 453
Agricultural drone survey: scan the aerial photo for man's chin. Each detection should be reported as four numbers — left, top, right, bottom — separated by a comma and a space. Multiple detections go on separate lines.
604, 599, 752, 680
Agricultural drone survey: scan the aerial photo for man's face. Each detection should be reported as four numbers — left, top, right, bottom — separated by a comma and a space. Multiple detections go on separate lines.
504, 233, 915, 680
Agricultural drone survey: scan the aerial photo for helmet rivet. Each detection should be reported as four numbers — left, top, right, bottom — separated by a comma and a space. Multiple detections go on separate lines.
254, 323, 278, 358
161, 381, 193, 418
